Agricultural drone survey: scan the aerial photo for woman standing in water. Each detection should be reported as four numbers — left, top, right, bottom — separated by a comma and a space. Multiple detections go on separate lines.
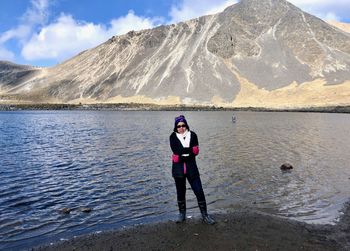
169, 115, 215, 225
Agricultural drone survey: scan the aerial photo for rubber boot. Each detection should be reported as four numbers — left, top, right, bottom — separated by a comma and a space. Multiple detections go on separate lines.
176, 200, 186, 223
198, 201, 215, 225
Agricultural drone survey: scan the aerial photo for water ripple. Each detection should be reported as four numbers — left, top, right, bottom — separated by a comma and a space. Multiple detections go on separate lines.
1, 111, 350, 250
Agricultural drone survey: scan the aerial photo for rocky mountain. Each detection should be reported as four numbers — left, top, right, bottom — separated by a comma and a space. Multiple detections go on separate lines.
0, 61, 38, 90
1, 0, 350, 108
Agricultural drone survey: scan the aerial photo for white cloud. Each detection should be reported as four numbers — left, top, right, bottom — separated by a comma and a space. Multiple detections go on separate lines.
22, 0, 50, 26
289, 0, 350, 21
0, 0, 50, 62
289, 0, 349, 5
22, 11, 160, 61
0, 46, 15, 61
109, 11, 163, 35
169, 0, 349, 23
170, 0, 237, 24
0, 25, 31, 44
323, 12, 341, 21
205, 0, 238, 15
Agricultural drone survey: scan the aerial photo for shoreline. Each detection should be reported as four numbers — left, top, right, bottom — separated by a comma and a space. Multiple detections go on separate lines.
1, 103, 350, 113
33, 204, 350, 251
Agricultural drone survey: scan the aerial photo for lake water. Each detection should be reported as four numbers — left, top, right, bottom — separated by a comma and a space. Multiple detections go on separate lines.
1, 111, 350, 250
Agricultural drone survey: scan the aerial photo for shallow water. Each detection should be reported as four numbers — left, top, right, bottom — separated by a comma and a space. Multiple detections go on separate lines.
1, 111, 350, 250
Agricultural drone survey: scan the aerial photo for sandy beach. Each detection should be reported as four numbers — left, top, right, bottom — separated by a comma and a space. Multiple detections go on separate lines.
34, 203, 350, 251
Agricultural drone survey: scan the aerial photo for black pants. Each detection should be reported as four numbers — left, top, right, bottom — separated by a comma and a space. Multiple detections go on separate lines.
174, 176, 206, 202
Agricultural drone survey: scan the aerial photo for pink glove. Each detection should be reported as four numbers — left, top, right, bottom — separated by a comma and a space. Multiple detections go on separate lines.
172, 154, 179, 163
192, 146, 199, 156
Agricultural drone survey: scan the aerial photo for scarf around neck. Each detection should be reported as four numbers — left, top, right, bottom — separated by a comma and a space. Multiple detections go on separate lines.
176, 130, 191, 148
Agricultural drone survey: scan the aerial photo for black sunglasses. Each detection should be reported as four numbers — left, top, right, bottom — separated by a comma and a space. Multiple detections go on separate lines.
177, 124, 186, 128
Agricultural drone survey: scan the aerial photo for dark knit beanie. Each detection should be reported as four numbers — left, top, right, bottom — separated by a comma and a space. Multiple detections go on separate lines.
174, 115, 189, 132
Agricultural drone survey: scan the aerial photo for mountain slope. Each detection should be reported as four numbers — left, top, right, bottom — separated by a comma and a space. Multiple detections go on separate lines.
0, 61, 39, 90
327, 21, 350, 34
1, 0, 350, 107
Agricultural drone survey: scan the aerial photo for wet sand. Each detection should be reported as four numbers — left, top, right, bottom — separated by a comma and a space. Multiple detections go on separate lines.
34, 204, 350, 251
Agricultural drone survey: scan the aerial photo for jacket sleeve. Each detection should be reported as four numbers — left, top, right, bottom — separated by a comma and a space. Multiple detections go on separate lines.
190, 132, 199, 156
191, 132, 199, 146
170, 133, 181, 155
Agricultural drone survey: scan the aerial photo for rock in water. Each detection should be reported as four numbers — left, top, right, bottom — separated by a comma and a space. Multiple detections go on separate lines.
80, 207, 92, 213
59, 207, 71, 214
280, 163, 293, 170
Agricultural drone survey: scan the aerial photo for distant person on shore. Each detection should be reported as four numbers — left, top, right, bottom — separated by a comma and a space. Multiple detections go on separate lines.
169, 115, 215, 225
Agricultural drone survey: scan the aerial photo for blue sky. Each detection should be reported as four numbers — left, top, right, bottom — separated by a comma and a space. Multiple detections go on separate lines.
0, 0, 349, 67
